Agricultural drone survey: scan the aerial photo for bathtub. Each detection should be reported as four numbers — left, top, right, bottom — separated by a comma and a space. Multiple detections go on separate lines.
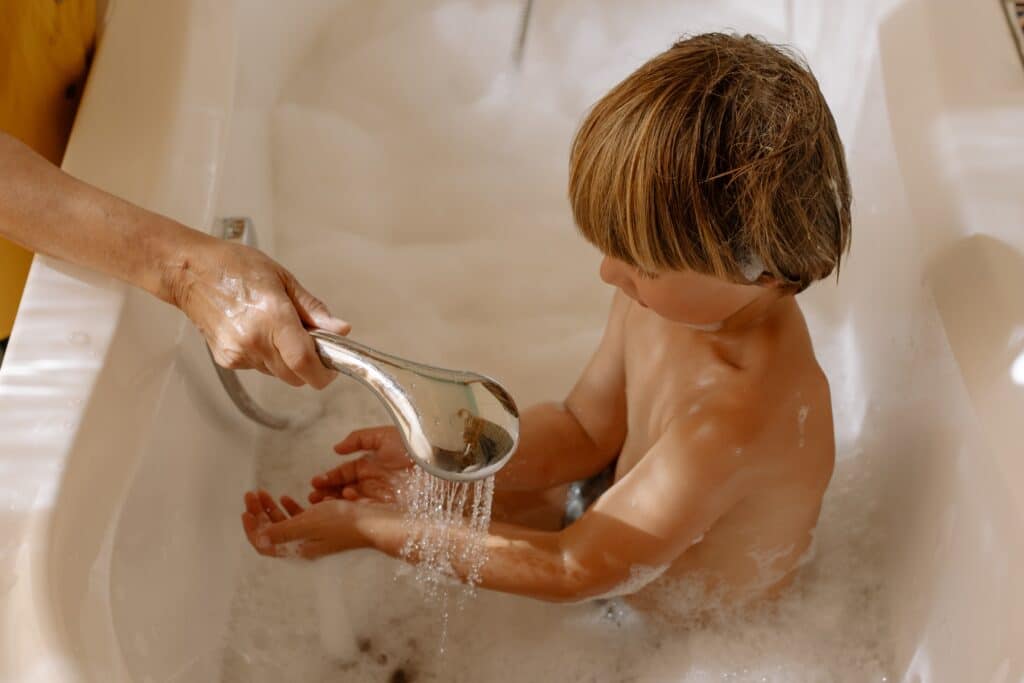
1, 0, 1022, 681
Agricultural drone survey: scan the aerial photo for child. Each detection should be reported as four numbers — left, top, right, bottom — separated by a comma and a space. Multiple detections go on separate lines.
242, 32, 850, 609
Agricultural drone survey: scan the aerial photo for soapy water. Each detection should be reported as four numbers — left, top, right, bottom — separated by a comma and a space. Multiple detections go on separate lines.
798, 406, 810, 448
219, 1, 893, 680
587, 563, 672, 602
221, 382, 892, 683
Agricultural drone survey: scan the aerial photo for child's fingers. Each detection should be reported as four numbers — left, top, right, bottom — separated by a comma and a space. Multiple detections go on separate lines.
280, 495, 304, 517
332, 432, 359, 454
366, 480, 395, 503
242, 513, 280, 557
317, 466, 343, 486
258, 490, 287, 523
333, 427, 386, 455
308, 490, 342, 504
310, 482, 345, 496
316, 461, 361, 488
342, 486, 360, 501
334, 428, 383, 453
371, 450, 411, 470
312, 462, 358, 489
244, 491, 263, 517
241, 512, 258, 536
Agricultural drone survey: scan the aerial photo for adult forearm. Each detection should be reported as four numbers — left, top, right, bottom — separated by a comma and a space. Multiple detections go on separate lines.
1, 132, 349, 388
0, 131, 210, 302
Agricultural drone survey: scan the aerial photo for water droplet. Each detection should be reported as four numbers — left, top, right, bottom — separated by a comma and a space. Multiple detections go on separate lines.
797, 405, 809, 448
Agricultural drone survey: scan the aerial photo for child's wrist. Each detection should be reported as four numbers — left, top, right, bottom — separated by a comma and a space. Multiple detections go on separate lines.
352, 505, 401, 552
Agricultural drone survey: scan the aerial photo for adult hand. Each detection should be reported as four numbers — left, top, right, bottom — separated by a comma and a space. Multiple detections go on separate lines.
166, 239, 350, 389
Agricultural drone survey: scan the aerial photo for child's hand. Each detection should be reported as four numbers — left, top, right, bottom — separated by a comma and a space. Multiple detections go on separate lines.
310, 427, 412, 504
241, 489, 365, 559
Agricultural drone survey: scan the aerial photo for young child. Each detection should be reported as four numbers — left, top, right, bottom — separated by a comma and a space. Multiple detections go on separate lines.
242, 33, 851, 609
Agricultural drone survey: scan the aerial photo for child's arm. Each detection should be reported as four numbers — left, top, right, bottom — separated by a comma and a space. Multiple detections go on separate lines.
493, 292, 629, 490
245, 408, 753, 602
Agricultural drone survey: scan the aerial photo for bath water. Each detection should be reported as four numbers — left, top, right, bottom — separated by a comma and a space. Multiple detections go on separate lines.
221, 380, 891, 683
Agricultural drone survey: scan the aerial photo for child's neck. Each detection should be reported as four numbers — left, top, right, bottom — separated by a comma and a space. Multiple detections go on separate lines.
713, 288, 793, 335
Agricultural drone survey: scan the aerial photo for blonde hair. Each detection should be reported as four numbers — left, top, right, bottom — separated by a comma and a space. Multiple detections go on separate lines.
569, 33, 851, 291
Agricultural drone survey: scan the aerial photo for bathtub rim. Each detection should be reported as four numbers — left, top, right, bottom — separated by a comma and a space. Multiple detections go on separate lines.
0, 0, 239, 680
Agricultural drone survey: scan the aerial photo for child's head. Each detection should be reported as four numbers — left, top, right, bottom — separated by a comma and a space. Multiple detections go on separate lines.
569, 33, 851, 327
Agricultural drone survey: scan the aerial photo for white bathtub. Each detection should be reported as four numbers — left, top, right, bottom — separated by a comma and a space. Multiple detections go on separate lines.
1, 0, 1022, 681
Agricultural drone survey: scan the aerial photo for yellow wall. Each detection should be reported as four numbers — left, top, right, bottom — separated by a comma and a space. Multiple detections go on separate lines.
0, 0, 96, 339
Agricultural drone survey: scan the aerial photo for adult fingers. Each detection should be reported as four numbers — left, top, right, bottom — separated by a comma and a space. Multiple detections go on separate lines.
273, 316, 335, 389
286, 276, 351, 336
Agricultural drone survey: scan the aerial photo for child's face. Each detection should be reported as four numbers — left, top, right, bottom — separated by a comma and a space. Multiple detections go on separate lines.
599, 256, 767, 329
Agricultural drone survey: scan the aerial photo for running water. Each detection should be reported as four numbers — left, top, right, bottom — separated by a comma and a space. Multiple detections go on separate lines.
399, 468, 495, 597
398, 468, 496, 649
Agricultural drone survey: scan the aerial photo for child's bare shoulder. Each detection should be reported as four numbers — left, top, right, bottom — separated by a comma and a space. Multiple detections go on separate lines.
666, 358, 830, 467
